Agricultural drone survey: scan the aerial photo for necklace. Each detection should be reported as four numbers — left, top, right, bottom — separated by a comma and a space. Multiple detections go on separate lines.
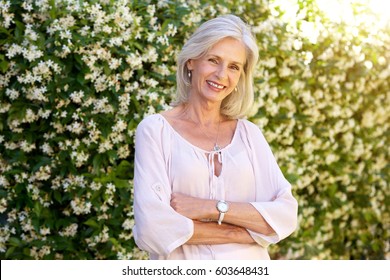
192, 117, 221, 152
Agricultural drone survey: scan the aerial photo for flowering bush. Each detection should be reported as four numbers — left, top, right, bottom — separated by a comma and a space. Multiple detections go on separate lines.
0, 0, 388, 259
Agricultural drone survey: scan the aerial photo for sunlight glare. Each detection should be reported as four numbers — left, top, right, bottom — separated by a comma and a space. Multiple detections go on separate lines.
316, 0, 390, 27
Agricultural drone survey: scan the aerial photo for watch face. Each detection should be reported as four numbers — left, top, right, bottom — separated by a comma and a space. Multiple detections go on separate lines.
217, 201, 229, 213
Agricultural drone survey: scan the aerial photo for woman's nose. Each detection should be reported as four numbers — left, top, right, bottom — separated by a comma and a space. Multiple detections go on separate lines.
216, 65, 228, 80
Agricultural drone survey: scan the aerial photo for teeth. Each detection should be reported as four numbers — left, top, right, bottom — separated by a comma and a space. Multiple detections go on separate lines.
207, 81, 224, 89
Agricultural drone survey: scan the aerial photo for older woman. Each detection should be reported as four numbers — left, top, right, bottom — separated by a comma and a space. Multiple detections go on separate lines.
133, 14, 298, 260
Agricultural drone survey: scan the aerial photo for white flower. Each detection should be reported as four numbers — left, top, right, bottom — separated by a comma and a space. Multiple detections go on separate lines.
112, 119, 127, 132
157, 35, 169, 46
38, 246, 51, 258
98, 139, 113, 153
300, 90, 314, 105
79, 25, 90, 36
71, 151, 89, 167
303, 51, 313, 65
155, 64, 171, 76
122, 218, 134, 230
25, 24, 39, 41
263, 57, 277, 68
109, 58, 122, 70
145, 78, 158, 88
19, 140, 36, 153
5, 88, 19, 100
70, 197, 92, 215
126, 52, 142, 69
118, 145, 130, 159
361, 111, 375, 128
142, 47, 158, 63
58, 45, 71, 58
279, 65, 292, 77
0, 176, 9, 187
109, 37, 123, 47
0, 102, 11, 113
6, 44, 23, 59
40, 226, 51, 236
118, 93, 130, 109
106, 183, 116, 194
293, 39, 302, 50
59, 223, 78, 237
90, 182, 102, 191
300, 20, 319, 44
38, 109, 51, 119
93, 97, 113, 113
66, 121, 84, 134
35, 166, 51, 181
59, 29, 72, 40
325, 153, 339, 165
167, 24, 177, 36
147, 4, 156, 16
26, 86, 48, 102
22, 45, 44, 62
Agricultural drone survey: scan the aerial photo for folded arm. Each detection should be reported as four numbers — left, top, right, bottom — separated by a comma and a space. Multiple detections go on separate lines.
187, 221, 255, 245
170, 192, 275, 245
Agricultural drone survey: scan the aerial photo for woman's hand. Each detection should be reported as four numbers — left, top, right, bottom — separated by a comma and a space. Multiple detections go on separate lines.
170, 192, 216, 221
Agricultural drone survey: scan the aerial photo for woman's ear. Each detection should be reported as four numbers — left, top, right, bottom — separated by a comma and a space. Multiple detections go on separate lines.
186, 59, 194, 71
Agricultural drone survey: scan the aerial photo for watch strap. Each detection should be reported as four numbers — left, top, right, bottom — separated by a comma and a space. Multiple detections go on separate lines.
217, 212, 225, 225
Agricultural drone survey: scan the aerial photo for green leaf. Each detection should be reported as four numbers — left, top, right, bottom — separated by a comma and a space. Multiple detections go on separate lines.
8, 237, 22, 247
76, 71, 86, 85
14, 20, 25, 40
5, 246, 16, 259
90, 188, 103, 202
93, 154, 104, 174
84, 218, 100, 229
23, 248, 31, 257
53, 190, 62, 203
31, 157, 52, 173
0, 60, 9, 73
0, 27, 11, 36
34, 202, 42, 218
109, 237, 119, 247
115, 160, 132, 179
113, 179, 130, 189
49, 0, 57, 19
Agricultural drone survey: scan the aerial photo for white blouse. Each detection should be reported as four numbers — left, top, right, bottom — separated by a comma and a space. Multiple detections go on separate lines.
133, 114, 298, 260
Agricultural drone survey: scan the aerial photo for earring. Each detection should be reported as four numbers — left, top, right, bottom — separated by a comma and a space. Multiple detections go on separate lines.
188, 71, 192, 79
235, 87, 238, 92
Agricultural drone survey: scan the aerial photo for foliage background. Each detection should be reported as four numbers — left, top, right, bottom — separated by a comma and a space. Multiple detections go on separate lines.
0, 0, 388, 260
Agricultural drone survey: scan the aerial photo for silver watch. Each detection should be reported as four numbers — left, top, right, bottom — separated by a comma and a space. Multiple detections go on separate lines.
216, 200, 229, 225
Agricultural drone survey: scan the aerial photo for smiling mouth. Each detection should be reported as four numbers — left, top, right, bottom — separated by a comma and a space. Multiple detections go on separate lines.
207, 80, 225, 89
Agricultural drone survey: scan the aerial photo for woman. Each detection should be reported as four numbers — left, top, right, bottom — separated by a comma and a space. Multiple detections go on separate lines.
133, 14, 298, 260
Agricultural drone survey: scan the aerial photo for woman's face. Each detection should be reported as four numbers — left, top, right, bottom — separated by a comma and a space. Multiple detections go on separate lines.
187, 37, 246, 105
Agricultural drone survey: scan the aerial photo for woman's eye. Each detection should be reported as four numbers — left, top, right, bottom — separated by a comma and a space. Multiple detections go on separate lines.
209, 58, 218, 64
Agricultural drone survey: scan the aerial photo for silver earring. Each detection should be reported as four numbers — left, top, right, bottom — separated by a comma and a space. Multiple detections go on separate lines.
188, 71, 192, 78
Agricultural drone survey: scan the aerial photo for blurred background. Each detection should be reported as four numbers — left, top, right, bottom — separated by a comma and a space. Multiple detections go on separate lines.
0, 0, 388, 259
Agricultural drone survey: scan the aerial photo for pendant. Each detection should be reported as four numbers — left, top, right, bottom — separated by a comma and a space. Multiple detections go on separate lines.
213, 144, 221, 152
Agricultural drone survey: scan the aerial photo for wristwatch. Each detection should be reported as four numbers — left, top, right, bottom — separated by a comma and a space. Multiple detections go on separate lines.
216, 200, 229, 225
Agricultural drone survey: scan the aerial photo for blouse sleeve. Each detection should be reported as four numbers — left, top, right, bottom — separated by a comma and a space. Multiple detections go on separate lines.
242, 120, 298, 248
133, 115, 194, 256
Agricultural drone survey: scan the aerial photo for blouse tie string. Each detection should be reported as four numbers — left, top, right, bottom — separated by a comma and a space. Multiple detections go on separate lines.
207, 150, 222, 199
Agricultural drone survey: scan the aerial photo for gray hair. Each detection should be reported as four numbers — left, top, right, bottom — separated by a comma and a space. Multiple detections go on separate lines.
175, 14, 259, 118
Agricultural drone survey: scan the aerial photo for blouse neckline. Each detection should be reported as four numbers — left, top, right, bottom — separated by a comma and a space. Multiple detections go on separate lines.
157, 113, 241, 154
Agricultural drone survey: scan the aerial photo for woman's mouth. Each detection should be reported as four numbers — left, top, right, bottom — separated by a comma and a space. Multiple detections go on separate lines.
207, 80, 225, 90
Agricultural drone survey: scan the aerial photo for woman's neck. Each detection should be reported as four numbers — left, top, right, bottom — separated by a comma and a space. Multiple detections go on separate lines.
181, 102, 222, 126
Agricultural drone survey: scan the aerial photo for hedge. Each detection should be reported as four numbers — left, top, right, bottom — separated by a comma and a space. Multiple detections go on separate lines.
0, 0, 388, 259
